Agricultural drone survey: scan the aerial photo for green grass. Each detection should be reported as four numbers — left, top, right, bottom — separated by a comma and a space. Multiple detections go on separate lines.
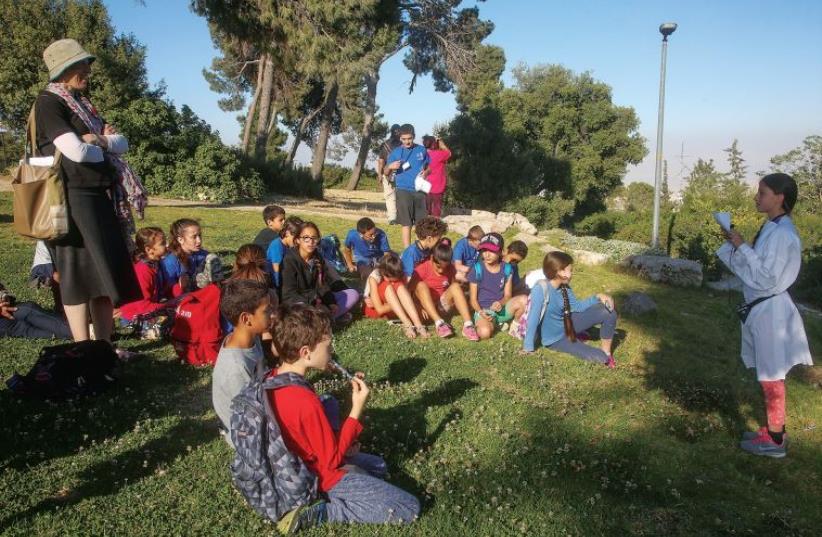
1, 193, 820, 536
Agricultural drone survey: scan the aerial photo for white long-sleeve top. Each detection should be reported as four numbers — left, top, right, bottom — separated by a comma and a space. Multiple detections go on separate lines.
715, 215, 813, 380
52, 132, 128, 163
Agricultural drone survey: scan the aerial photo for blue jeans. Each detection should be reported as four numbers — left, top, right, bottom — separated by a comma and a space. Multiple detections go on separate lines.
325, 471, 420, 524
548, 303, 617, 364
0, 302, 71, 340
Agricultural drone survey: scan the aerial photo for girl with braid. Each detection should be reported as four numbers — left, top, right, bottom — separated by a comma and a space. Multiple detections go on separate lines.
521, 251, 617, 368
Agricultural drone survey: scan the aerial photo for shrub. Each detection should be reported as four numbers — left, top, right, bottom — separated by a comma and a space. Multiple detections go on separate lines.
503, 195, 575, 229
170, 140, 264, 202
320, 164, 380, 192
560, 233, 665, 263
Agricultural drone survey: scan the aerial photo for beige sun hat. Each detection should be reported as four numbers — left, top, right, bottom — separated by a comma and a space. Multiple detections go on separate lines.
43, 38, 95, 81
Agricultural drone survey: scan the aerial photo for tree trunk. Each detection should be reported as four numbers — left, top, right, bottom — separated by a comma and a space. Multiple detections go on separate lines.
284, 116, 306, 167
240, 57, 265, 154
346, 70, 379, 191
254, 54, 274, 159
310, 82, 338, 183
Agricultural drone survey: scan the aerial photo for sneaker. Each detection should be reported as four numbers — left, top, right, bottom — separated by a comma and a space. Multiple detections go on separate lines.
462, 324, 480, 341
739, 432, 787, 458
277, 500, 328, 534
741, 426, 768, 441
605, 354, 616, 369
436, 322, 454, 338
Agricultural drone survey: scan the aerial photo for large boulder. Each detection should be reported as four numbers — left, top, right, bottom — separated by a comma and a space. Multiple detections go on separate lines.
495, 211, 517, 230
620, 292, 657, 316
442, 215, 472, 236
570, 249, 609, 266
622, 255, 703, 287
511, 213, 538, 235
471, 209, 496, 219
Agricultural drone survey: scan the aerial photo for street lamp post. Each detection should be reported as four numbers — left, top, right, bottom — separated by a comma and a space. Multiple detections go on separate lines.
651, 22, 677, 249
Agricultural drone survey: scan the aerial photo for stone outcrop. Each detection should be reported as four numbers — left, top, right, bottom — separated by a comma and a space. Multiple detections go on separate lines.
621, 255, 703, 287
442, 211, 539, 237
620, 292, 658, 315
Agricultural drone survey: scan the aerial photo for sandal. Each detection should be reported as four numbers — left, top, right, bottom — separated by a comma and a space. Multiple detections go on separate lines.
415, 326, 431, 339
403, 325, 417, 339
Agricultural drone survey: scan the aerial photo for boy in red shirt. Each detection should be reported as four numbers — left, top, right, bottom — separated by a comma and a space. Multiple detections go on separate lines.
411, 239, 479, 341
269, 304, 420, 531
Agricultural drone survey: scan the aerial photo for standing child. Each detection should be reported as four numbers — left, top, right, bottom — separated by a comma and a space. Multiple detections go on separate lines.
268, 304, 420, 530
119, 227, 169, 322
280, 222, 360, 322
267, 216, 303, 288
212, 279, 273, 446
422, 136, 451, 217
160, 218, 209, 298
504, 240, 529, 295
363, 253, 429, 339
385, 124, 430, 247
453, 225, 484, 283
521, 251, 616, 367
253, 205, 286, 252
412, 238, 479, 341
468, 233, 527, 340
343, 217, 391, 281
716, 173, 812, 458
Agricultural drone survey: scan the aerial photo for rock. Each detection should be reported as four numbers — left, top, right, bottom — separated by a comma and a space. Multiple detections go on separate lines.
620, 292, 657, 316
512, 232, 543, 246
471, 209, 496, 219
622, 255, 703, 287
495, 211, 517, 230
540, 243, 562, 254
442, 215, 472, 236
706, 277, 742, 292
570, 249, 609, 266
517, 220, 538, 235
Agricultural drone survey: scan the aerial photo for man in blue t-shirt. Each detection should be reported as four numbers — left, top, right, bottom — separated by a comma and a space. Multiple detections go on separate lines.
343, 217, 391, 280
386, 124, 430, 248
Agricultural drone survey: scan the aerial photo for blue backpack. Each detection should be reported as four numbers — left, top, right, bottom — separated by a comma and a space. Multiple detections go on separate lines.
319, 234, 347, 273
229, 371, 318, 523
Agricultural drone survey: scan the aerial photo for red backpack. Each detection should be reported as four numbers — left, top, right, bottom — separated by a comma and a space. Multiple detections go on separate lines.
171, 284, 223, 366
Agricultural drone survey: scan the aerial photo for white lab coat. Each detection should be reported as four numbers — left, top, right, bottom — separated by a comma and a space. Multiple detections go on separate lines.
716, 215, 813, 381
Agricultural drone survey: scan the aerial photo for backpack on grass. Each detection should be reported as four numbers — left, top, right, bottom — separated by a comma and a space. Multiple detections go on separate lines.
319, 234, 347, 273
5, 340, 117, 398
509, 279, 550, 341
229, 371, 318, 523
171, 283, 223, 366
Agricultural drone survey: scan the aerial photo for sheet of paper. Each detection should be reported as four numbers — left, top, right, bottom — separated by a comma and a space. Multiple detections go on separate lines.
713, 211, 731, 231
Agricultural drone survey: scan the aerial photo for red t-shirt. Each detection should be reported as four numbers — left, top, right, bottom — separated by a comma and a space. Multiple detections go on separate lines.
119, 260, 165, 321
268, 370, 362, 492
412, 258, 455, 299
426, 149, 451, 194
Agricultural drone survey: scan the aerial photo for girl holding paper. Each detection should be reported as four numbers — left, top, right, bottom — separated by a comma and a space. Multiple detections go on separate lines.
716, 173, 813, 458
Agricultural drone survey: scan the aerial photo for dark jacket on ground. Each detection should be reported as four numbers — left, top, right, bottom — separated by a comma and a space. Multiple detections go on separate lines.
280, 248, 347, 307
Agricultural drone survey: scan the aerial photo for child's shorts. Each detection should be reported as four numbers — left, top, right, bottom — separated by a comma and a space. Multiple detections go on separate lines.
473, 304, 515, 324
29, 263, 55, 287
364, 279, 404, 319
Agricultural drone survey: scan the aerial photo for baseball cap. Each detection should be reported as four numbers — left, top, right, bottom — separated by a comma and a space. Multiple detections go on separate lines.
477, 233, 503, 253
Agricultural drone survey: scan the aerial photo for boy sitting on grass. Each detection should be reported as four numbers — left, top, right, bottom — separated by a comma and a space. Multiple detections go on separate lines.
212, 279, 272, 446
270, 304, 420, 531
453, 225, 484, 283
253, 205, 286, 252
504, 240, 529, 295
343, 217, 391, 281
400, 216, 448, 280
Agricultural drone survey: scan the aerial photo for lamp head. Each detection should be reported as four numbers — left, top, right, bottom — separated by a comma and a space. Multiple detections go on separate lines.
659, 22, 678, 40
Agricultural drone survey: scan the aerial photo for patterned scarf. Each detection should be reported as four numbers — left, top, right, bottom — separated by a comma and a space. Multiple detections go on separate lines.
46, 83, 148, 252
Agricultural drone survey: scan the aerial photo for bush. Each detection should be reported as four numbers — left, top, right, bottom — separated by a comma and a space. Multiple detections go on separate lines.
320, 164, 380, 192
503, 195, 575, 229
560, 233, 665, 263
170, 140, 264, 202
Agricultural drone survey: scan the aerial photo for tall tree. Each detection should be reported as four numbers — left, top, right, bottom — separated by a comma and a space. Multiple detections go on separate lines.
723, 138, 747, 181
769, 134, 822, 214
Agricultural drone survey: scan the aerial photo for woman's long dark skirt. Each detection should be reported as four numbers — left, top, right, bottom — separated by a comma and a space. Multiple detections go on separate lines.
50, 187, 141, 306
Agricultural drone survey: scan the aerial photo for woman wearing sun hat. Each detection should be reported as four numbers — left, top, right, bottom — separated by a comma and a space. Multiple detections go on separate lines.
34, 38, 143, 342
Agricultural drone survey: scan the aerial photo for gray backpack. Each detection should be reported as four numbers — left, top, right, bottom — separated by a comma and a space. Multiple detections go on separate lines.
229, 371, 318, 522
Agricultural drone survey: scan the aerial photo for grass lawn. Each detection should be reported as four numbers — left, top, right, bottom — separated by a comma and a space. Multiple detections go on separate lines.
1, 193, 820, 536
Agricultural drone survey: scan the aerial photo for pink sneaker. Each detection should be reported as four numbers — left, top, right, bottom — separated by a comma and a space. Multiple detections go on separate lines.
605, 354, 616, 369
462, 324, 479, 341
436, 323, 454, 338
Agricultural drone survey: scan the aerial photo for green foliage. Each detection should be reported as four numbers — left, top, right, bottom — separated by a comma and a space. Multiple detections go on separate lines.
769, 134, 821, 214
560, 233, 666, 263
723, 139, 747, 182
503, 195, 576, 229
321, 163, 380, 192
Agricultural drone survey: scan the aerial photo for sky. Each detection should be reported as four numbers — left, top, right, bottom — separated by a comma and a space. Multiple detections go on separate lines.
104, 0, 822, 191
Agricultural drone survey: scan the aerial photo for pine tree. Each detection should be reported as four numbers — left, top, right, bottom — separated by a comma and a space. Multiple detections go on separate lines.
723, 139, 747, 182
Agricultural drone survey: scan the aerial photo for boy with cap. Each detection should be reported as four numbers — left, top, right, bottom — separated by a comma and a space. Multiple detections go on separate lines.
467, 233, 527, 340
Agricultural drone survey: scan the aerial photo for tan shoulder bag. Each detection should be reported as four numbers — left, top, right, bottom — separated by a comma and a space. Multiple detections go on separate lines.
11, 105, 69, 240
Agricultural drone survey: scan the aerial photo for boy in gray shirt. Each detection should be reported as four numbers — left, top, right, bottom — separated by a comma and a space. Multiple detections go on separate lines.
212, 279, 273, 445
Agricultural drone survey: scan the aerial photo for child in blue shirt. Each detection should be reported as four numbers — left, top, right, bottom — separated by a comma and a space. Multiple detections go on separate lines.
160, 218, 209, 298
253, 205, 285, 252
385, 124, 430, 248
400, 216, 447, 279
453, 225, 484, 283
504, 240, 529, 295
521, 251, 617, 368
467, 233, 527, 340
343, 217, 391, 281
267, 216, 303, 288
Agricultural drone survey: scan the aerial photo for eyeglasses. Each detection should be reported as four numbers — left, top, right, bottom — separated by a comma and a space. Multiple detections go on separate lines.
299, 236, 319, 243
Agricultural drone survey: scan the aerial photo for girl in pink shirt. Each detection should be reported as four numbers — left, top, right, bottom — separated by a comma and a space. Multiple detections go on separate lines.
423, 136, 451, 217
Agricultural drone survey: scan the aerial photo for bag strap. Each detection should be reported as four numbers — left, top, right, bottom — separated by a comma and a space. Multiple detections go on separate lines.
537, 279, 550, 321
25, 102, 62, 168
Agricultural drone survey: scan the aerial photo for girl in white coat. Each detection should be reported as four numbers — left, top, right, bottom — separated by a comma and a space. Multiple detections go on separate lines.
716, 173, 813, 458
